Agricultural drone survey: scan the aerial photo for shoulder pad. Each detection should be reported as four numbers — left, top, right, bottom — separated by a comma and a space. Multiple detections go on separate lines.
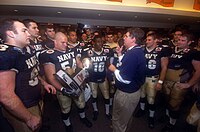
0, 44, 9, 51
155, 47, 162, 51
183, 48, 190, 53
162, 45, 169, 47
79, 42, 85, 47
83, 47, 90, 52
46, 49, 54, 54
104, 48, 110, 53
103, 44, 110, 48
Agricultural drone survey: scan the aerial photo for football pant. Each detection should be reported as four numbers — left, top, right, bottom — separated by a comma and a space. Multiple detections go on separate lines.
89, 78, 109, 99
163, 80, 188, 111
56, 91, 85, 113
140, 76, 159, 104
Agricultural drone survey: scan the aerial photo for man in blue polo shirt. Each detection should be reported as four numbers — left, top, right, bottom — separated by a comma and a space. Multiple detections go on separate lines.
109, 28, 146, 132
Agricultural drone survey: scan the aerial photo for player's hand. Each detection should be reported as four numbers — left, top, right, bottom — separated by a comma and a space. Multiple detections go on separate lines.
176, 82, 190, 89
155, 83, 162, 90
26, 115, 41, 131
43, 83, 56, 94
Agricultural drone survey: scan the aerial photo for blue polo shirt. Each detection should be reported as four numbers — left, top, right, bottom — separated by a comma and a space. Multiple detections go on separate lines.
115, 46, 146, 93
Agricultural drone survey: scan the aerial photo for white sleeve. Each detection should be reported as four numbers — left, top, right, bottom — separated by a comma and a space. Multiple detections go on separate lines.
114, 69, 131, 84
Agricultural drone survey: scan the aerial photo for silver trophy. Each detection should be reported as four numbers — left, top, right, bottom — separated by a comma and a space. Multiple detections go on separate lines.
54, 58, 91, 97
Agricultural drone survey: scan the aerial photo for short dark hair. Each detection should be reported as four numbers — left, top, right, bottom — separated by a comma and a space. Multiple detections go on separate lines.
23, 19, 37, 28
146, 32, 158, 40
45, 24, 54, 31
127, 28, 145, 44
93, 35, 102, 42
0, 18, 20, 41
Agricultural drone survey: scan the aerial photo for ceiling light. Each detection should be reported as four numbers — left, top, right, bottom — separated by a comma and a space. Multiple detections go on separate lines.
84, 24, 90, 28
14, 9, 18, 12
57, 11, 62, 14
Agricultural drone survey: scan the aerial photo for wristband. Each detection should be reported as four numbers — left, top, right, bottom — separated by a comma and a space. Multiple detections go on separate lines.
158, 80, 163, 84
60, 87, 64, 91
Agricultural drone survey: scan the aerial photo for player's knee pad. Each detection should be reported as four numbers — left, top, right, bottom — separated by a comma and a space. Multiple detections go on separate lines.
61, 112, 71, 120
77, 107, 85, 113
169, 110, 179, 119
104, 99, 109, 105
148, 103, 155, 111
140, 97, 146, 103
92, 97, 97, 103
110, 93, 115, 98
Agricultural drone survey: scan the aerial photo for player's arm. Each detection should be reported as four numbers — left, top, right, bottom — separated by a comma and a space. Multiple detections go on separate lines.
43, 64, 63, 91
38, 75, 56, 94
187, 60, 200, 87
0, 70, 41, 131
43, 63, 74, 96
177, 60, 200, 89
156, 57, 169, 90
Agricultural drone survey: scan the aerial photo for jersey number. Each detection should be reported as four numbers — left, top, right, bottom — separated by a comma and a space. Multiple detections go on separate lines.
148, 60, 156, 70
93, 62, 105, 72
29, 67, 39, 86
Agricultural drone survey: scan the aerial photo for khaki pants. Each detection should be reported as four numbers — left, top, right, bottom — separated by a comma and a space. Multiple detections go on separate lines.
2, 102, 42, 132
112, 89, 140, 132
89, 79, 110, 99
187, 102, 200, 127
56, 91, 85, 113
140, 76, 159, 104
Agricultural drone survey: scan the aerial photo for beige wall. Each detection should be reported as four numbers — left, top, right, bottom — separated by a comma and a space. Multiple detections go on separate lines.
0, 0, 199, 16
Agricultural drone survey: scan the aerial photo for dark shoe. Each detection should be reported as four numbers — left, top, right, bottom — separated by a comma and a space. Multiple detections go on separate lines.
158, 115, 169, 123
80, 117, 92, 128
161, 123, 174, 132
106, 113, 112, 120
93, 111, 98, 121
65, 125, 73, 132
135, 109, 145, 118
148, 117, 154, 129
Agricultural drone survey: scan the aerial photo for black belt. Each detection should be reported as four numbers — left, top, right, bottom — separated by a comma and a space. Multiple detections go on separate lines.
146, 75, 159, 78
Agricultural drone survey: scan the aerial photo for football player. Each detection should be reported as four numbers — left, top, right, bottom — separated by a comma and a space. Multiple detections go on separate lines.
40, 32, 92, 132
135, 32, 170, 128
42, 24, 55, 49
82, 35, 113, 120
162, 33, 200, 131
23, 19, 44, 58
0, 19, 54, 132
